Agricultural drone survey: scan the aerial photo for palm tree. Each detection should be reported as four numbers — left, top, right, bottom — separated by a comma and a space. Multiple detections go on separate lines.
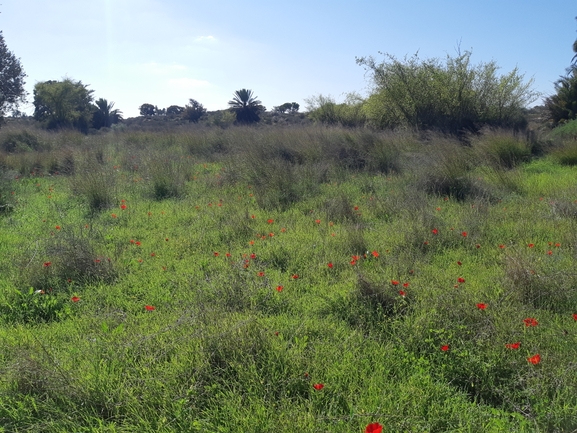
92, 98, 123, 129
228, 89, 264, 124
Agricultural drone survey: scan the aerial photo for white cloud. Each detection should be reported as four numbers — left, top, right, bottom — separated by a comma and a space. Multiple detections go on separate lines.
194, 35, 217, 43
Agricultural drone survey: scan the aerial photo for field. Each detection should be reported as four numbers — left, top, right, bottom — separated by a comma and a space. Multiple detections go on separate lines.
1, 123, 577, 432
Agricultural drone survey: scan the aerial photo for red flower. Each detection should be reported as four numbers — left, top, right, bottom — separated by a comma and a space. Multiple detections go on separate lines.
354, 206, 359, 211
457, 261, 462, 266
71, 296, 80, 302
291, 274, 299, 279
403, 282, 409, 288
555, 242, 561, 247
257, 271, 265, 277
365, 423, 383, 433
267, 219, 274, 224
225, 252, 231, 257
269, 232, 274, 237
313, 383, 324, 390
391, 280, 399, 286
461, 231, 467, 237
213, 252, 219, 257
120, 204, 127, 210
399, 290, 406, 297
276, 285, 283, 292
476, 303, 487, 310
457, 277, 465, 283
499, 244, 505, 249
315, 219, 321, 224
350, 260, 357, 266
476, 244, 481, 249
547, 250, 553, 255
43, 262, 51, 267
144, 305, 156, 311
523, 318, 538, 327
431, 228, 438, 235
573, 313, 577, 321
55, 225, 61, 230
327, 262, 333, 268
250, 253, 257, 259
371, 250, 379, 257
527, 354, 541, 365
111, 213, 117, 218
135, 241, 141, 246
528, 243, 534, 248
441, 345, 450, 352
505, 342, 520, 349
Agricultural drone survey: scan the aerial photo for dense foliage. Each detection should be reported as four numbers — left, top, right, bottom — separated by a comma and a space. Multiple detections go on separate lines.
0, 31, 27, 122
228, 88, 265, 124
92, 98, 123, 129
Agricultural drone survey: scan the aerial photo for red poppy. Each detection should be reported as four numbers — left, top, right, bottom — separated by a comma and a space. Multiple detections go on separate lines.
250, 253, 257, 259
476, 244, 481, 249
276, 285, 283, 292
431, 228, 438, 235
315, 219, 321, 224
371, 250, 379, 257
43, 261, 51, 267
499, 244, 505, 249
457, 277, 465, 283
523, 318, 538, 327
313, 383, 324, 390
572, 313, 577, 321
555, 242, 561, 247
365, 423, 383, 433
352, 255, 360, 261
165, 238, 169, 242
120, 204, 127, 210
436, 207, 441, 211
457, 261, 462, 266
350, 260, 357, 266
528, 243, 534, 248
269, 232, 274, 237
327, 262, 333, 268
391, 280, 399, 286
281, 227, 286, 233
213, 252, 219, 257
267, 219, 274, 224
257, 272, 265, 277
249, 240, 255, 245
403, 282, 409, 288
111, 213, 117, 218
225, 252, 231, 257
441, 345, 450, 352
292, 274, 299, 279
476, 303, 487, 310
547, 250, 553, 255
144, 305, 156, 311
461, 231, 467, 237
527, 354, 541, 365
55, 225, 61, 230
136, 241, 142, 246
505, 342, 520, 349
71, 296, 80, 302
150, 252, 155, 257
399, 290, 406, 297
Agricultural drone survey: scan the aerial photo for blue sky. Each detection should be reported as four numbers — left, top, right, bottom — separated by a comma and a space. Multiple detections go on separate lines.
2, 0, 576, 118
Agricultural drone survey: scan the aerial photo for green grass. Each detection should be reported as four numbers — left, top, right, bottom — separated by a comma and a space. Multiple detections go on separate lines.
0, 124, 576, 432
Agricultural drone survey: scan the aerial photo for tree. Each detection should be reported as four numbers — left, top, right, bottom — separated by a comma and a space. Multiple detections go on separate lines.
273, 102, 300, 114
166, 105, 184, 116
92, 98, 123, 129
356, 51, 538, 134
182, 99, 206, 123
0, 31, 27, 123
228, 89, 265, 124
33, 78, 94, 132
139, 103, 156, 116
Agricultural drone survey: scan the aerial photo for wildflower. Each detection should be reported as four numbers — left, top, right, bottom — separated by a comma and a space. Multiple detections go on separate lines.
327, 262, 333, 268
350, 259, 357, 266
276, 285, 283, 292
573, 313, 577, 321
225, 252, 231, 257
313, 383, 324, 390
165, 238, 169, 242
391, 280, 399, 286
250, 253, 257, 259
441, 345, 450, 352
291, 274, 299, 280
527, 354, 541, 365
431, 228, 438, 235
403, 282, 409, 288
144, 305, 156, 311
547, 250, 553, 255
505, 342, 520, 349
399, 290, 406, 297
457, 261, 462, 266
365, 423, 383, 433
71, 296, 80, 302
555, 242, 561, 247
528, 243, 534, 248
523, 318, 538, 327
315, 219, 321, 224
150, 252, 155, 257
371, 250, 379, 257
457, 277, 465, 283
476, 303, 487, 310
476, 244, 481, 249
267, 219, 274, 224
135, 241, 141, 246
120, 204, 127, 210
461, 231, 467, 237
43, 261, 51, 267
499, 244, 505, 249
55, 225, 61, 230
213, 252, 219, 257
280, 227, 286, 233
257, 271, 265, 277
111, 213, 117, 218
354, 206, 359, 211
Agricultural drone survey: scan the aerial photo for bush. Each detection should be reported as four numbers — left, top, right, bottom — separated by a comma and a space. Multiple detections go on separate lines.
0, 130, 43, 153
473, 130, 532, 169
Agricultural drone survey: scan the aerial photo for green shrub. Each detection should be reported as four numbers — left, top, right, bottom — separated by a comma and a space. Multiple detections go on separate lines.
474, 131, 531, 169
0, 287, 72, 324
0, 130, 43, 153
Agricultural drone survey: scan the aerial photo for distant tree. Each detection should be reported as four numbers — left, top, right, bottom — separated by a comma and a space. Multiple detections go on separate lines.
0, 31, 27, 124
182, 99, 206, 123
33, 78, 94, 132
92, 98, 123, 129
228, 89, 264, 124
273, 102, 299, 114
166, 105, 184, 116
139, 103, 156, 116
157, 106, 166, 116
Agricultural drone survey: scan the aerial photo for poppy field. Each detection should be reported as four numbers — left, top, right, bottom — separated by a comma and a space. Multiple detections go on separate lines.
1, 124, 577, 432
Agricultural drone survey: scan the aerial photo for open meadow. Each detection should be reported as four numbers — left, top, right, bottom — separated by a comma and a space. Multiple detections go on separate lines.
1, 123, 577, 432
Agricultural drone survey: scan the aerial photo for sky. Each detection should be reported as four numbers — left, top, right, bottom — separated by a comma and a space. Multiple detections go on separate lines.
2, 0, 576, 118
